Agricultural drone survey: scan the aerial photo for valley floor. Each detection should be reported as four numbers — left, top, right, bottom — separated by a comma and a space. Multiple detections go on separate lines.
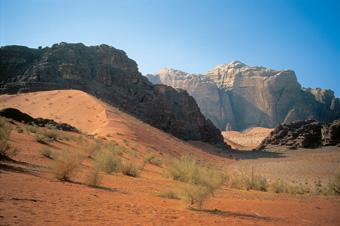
1, 90, 339, 226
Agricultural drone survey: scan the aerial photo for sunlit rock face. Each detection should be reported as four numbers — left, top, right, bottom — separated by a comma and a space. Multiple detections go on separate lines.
147, 61, 340, 131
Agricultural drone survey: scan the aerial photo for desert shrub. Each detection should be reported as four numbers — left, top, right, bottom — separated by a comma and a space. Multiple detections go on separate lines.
180, 184, 211, 209
226, 168, 268, 192
286, 183, 311, 195
105, 141, 123, 156
271, 178, 288, 193
0, 117, 11, 158
94, 151, 121, 174
25, 125, 39, 133
52, 151, 82, 181
35, 128, 61, 143
36, 133, 53, 143
164, 155, 200, 183
144, 154, 162, 167
16, 127, 24, 133
41, 147, 57, 159
158, 188, 180, 199
120, 161, 139, 177
328, 174, 340, 195
86, 167, 102, 187
164, 155, 224, 208
85, 140, 102, 158
245, 174, 268, 192
165, 156, 224, 188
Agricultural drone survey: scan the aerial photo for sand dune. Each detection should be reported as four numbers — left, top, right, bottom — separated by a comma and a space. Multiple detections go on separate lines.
223, 127, 273, 150
0, 90, 228, 166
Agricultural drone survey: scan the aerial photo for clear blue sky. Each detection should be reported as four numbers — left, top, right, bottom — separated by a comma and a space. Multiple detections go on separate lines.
1, 0, 339, 96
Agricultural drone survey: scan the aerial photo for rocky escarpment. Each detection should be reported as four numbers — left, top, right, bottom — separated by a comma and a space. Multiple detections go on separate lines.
257, 119, 340, 150
147, 61, 340, 131
0, 43, 224, 145
0, 108, 79, 132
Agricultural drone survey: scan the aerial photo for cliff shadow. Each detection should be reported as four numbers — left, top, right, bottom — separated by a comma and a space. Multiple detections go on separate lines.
225, 149, 285, 160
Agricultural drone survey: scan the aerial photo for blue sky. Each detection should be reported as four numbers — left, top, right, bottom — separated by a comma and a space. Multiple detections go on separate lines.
1, 0, 339, 96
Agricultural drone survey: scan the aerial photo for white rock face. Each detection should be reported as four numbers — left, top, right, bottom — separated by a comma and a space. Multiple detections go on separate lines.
146, 61, 340, 131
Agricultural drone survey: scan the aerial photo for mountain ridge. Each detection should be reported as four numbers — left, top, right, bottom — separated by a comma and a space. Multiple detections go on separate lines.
147, 61, 340, 131
0, 42, 224, 146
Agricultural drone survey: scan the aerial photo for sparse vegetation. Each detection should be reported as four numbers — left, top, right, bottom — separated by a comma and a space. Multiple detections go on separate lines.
120, 161, 139, 177
271, 178, 288, 193
16, 127, 24, 133
52, 150, 82, 181
144, 154, 162, 166
327, 173, 340, 195
94, 150, 121, 174
25, 124, 39, 133
0, 117, 12, 159
180, 184, 211, 209
164, 155, 224, 208
226, 168, 268, 192
157, 188, 180, 199
86, 167, 102, 187
41, 147, 57, 159
35, 128, 63, 144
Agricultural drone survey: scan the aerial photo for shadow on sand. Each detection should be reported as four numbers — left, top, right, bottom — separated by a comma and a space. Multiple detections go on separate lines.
190, 208, 274, 221
226, 149, 286, 160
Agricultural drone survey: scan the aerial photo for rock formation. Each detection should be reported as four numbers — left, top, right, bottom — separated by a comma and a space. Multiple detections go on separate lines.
147, 61, 340, 131
0, 43, 224, 145
0, 108, 79, 132
257, 119, 340, 150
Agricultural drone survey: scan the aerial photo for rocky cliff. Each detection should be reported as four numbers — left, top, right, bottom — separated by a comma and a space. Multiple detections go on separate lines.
0, 43, 224, 145
147, 61, 340, 131
257, 119, 340, 150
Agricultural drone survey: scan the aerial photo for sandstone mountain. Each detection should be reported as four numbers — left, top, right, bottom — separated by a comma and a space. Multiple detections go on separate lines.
0, 43, 223, 145
147, 61, 340, 131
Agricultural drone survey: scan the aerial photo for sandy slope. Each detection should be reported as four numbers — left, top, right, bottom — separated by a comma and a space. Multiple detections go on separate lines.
223, 127, 273, 150
1, 90, 340, 226
0, 90, 224, 162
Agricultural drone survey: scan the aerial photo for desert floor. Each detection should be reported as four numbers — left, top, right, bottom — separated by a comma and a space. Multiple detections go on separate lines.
1, 90, 339, 226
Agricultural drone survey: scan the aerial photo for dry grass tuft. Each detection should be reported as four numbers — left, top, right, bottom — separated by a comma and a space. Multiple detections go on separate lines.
94, 150, 121, 174
144, 154, 162, 167
52, 150, 82, 181
0, 117, 13, 159
120, 161, 139, 177
164, 155, 224, 208
41, 147, 57, 159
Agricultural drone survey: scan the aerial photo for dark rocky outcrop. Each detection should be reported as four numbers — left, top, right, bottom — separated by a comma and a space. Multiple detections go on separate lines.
0, 43, 224, 145
257, 119, 340, 150
0, 108, 79, 132
147, 62, 340, 131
